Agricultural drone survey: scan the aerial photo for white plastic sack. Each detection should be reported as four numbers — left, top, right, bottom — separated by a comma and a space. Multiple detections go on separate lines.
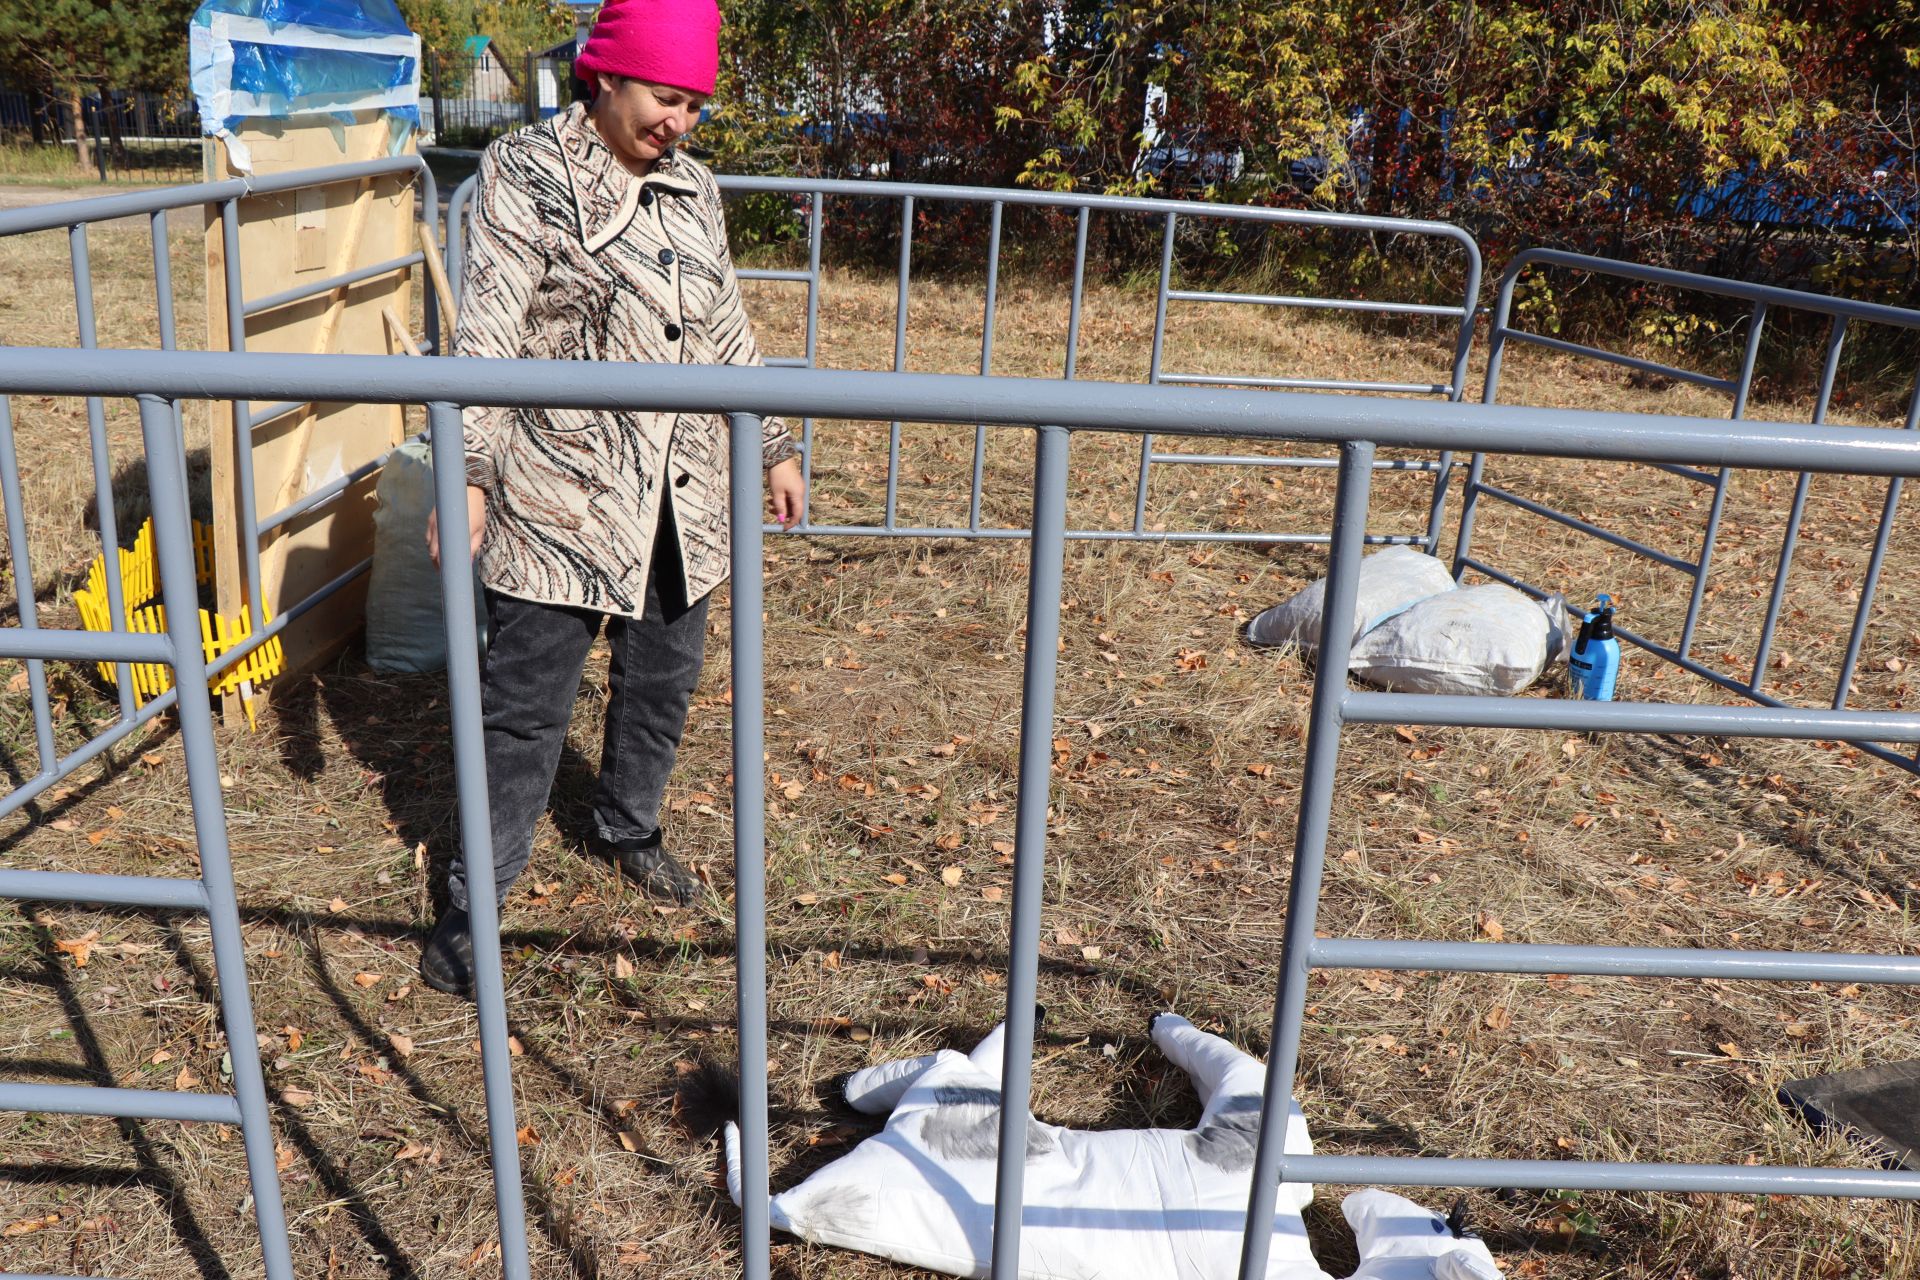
365, 440, 485, 673
723, 1014, 1499, 1280
1347, 582, 1551, 697
1247, 548, 1455, 655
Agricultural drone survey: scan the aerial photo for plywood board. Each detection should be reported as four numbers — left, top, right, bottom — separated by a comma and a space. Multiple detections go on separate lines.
204, 110, 418, 713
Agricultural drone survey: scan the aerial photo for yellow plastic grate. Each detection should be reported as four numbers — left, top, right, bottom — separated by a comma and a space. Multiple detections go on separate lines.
72, 518, 283, 730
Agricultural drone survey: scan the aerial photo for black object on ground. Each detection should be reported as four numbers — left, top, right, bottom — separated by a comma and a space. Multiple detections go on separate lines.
1779, 1061, 1920, 1170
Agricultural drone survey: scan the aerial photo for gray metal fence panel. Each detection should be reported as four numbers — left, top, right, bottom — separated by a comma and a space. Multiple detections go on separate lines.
7, 346, 1920, 1277
446, 171, 1483, 547
1452, 246, 1920, 774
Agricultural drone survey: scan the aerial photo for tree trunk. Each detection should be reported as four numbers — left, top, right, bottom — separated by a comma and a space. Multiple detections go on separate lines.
67, 87, 93, 174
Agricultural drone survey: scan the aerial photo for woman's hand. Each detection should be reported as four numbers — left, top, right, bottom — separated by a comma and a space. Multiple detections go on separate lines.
427, 485, 488, 566
767, 458, 805, 529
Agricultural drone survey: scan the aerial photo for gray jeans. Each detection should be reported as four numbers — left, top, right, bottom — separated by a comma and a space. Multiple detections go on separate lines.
447, 511, 710, 912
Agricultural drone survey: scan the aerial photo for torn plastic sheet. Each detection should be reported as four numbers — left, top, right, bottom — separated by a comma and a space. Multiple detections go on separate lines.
190, 0, 420, 172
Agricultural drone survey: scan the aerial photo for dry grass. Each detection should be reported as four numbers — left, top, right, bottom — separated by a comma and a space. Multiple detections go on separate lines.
1, 211, 1918, 1280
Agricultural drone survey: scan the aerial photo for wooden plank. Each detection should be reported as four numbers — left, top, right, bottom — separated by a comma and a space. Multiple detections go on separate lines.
205, 111, 418, 703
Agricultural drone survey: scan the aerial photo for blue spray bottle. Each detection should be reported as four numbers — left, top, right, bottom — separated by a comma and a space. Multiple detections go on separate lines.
1568, 594, 1620, 701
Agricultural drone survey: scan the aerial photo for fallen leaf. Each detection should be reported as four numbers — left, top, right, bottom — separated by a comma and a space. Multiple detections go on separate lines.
327, 897, 348, 914
1716, 1040, 1742, 1058
175, 1064, 200, 1089
387, 1033, 414, 1058
1477, 912, 1505, 942
991, 840, 1015, 855
981, 886, 1004, 902
280, 1087, 315, 1108
516, 1125, 540, 1146
1484, 1006, 1512, 1031
1053, 925, 1082, 946
395, 1139, 431, 1160
613, 954, 636, 980
882, 872, 908, 886
352, 972, 381, 989
1081, 945, 1103, 961
941, 866, 964, 887
3, 1212, 60, 1237
386, 984, 412, 1003
5, 670, 28, 693
55, 930, 100, 967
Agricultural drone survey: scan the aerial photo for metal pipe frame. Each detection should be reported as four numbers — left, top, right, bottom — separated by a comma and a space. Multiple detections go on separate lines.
1453, 247, 1920, 775
10, 351, 1920, 1280
443, 172, 1481, 545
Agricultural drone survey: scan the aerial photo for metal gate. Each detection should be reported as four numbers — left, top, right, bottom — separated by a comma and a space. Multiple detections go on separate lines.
4, 343, 1920, 1280
1454, 248, 1920, 774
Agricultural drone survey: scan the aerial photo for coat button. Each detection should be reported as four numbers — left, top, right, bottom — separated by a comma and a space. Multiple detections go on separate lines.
663, 322, 682, 341
657, 247, 676, 265
639, 187, 654, 207
674, 473, 690, 489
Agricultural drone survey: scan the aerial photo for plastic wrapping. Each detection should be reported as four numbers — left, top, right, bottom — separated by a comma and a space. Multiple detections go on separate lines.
190, 0, 420, 172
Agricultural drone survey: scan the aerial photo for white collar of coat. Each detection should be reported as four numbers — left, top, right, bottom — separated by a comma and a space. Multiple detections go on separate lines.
554, 102, 699, 254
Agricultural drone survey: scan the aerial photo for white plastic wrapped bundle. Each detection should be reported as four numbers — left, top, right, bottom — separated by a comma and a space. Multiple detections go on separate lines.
1247, 548, 1456, 655
1347, 583, 1552, 696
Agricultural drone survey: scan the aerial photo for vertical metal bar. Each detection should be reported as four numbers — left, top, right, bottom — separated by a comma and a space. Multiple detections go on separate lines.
71, 222, 136, 719
1451, 266, 1523, 577
798, 191, 823, 527
885, 196, 914, 531
221, 200, 267, 631
1833, 372, 1920, 709
1423, 236, 1486, 548
418, 163, 441, 356
989, 422, 1072, 1280
1751, 315, 1846, 687
968, 201, 1003, 531
150, 209, 191, 486
1133, 212, 1177, 534
730, 411, 772, 1280
136, 394, 296, 1280
1236, 439, 1377, 1280
424, 401, 531, 1280
1063, 207, 1089, 382
0, 396, 57, 779
1680, 302, 1766, 659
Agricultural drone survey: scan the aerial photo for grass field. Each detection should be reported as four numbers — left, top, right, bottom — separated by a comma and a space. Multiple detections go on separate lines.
0, 202, 1918, 1280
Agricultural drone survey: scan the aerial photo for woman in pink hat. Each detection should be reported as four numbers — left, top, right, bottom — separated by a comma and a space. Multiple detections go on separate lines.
422, 0, 805, 997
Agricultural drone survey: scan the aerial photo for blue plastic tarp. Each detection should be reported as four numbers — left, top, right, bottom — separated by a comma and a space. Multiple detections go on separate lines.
190, 0, 420, 172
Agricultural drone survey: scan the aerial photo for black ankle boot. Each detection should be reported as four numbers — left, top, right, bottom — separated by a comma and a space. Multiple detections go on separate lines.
420, 907, 474, 997
589, 829, 699, 905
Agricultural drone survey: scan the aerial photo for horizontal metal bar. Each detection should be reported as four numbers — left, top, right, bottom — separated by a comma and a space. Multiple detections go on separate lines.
1472, 481, 1698, 573
0, 685, 179, 821
0, 629, 172, 665
1497, 329, 1736, 393
0, 1082, 239, 1126
0, 868, 209, 911
1510, 247, 1920, 337
1281, 1154, 1920, 1199
1343, 690, 1920, 742
1148, 452, 1439, 471
258, 451, 390, 533
715, 175, 1483, 251
1167, 288, 1467, 318
737, 269, 814, 283
10, 352, 1920, 479
243, 252, 423, 317
1162, 372, 1450, 395
1649, 461, 1720, 484
783, 521, 1427, 546
1311, 937, 1920, 984
247, 399, 307, 432
762, 357, 810, 368
0, 156, 430, 238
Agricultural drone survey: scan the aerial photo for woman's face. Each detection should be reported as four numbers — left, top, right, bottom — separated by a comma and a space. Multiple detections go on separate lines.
592, 74, 708, 174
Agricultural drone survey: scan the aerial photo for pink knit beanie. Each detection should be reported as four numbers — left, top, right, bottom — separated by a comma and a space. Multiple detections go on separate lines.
575, 0, 723, 97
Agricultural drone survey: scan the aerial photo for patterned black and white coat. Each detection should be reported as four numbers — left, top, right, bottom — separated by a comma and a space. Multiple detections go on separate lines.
723, 1013, 1501, 1280
456, 102, 798, 619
